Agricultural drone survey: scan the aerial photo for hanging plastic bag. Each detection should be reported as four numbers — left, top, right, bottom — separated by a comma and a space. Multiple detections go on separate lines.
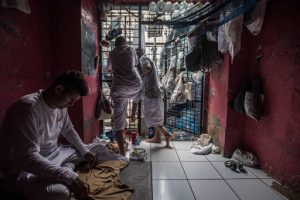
245, 0, 268, 35
170, 72, 186, 104
244, 78, 264, 121
162, 56, 176, 92
96, 91, 112, 120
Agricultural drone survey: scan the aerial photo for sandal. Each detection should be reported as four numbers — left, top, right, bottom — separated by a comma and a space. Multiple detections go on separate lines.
225, 160, 240, 173
224, 160, 247, 174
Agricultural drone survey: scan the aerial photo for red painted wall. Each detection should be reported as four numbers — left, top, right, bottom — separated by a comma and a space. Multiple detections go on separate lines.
0, 0, 51, 126
243, 0, 300, 188
50, 0, 84, 140
81, 0, 100, 142
208, 0, 300, 189
0, 0, 100, 143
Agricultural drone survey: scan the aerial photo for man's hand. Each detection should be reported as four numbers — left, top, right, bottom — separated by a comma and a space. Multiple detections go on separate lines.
69, 178, 92, 200
84, 152, 97, 169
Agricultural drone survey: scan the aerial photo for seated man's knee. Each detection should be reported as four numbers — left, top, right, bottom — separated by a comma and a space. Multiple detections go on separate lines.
46, 183, 70, 200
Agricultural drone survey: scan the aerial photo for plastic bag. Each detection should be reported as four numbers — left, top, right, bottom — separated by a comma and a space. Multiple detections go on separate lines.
96, 91, 112, 120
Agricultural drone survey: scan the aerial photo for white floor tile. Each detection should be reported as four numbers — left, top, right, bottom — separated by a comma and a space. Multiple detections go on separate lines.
246, 167, 271, 178
153, 180, 195, 200
152, 162, 186, 179
177, 150, 208, 162
227, 179, 283, 200
190, 180, 239, 200
182, 162, 222, 179
205, 153, 229, 161
151, 148, 179, 161
151, 142, 175, 149
212, 162, 257, 179
172, 141, 193, 149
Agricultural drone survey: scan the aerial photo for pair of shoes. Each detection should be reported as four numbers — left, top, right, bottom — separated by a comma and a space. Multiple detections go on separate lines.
224, 160, 247, 174
232, 149, 259, 167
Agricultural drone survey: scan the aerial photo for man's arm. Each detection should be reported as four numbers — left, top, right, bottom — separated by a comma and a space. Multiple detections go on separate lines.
60, 110, 89, 156
10, 107, 78, 185
60, 110, 97, 167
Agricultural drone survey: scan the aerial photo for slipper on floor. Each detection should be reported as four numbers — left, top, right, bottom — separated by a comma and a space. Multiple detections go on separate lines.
224, 160, 247, 174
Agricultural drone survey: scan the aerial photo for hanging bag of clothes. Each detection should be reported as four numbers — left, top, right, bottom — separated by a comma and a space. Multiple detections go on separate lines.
96, 91, 112, 120
185, 34, 223, 72
244, 77, 264, 121
170, 72, 186, 104
162, 56, 177, 92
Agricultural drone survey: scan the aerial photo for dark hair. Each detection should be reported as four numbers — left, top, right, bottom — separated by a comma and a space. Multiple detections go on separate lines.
115, 36, 127, 47
52, 70, 89, 96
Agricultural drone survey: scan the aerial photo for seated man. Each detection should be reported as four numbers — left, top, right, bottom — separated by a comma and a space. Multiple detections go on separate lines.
0, 70, 127, 200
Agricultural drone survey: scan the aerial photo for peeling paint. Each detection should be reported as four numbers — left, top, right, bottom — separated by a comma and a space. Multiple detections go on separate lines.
207, 114, 222, 150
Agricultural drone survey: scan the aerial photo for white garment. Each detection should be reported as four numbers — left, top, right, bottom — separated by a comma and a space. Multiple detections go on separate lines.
107, 45, 142, 131
6, 143, 126, 200
225, 14, 244, 63
140, 55, 164, 127
0, 91, 127, 199
144, 96, 164, 128
246, 0, 267, 35
0, 0, 31, 14
218, 13, 229, 53
0, 91, 127, 185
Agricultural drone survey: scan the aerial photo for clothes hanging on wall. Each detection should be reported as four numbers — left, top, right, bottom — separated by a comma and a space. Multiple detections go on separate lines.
0, 0, 31, 14
245, 0, 267, 35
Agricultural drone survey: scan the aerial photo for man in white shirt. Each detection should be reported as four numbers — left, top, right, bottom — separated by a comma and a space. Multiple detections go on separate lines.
0, 70, 126, 200
107, 36, 142, 156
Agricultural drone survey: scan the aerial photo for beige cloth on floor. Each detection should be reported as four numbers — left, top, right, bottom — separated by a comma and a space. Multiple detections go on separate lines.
78, 160, 133, 200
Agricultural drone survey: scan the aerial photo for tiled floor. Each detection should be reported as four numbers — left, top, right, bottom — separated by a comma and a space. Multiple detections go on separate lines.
135, 141, 288, 200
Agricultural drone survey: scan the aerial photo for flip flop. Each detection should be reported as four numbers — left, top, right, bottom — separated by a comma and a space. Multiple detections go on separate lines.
224, 160, 247, 174
225, 160, 239, 173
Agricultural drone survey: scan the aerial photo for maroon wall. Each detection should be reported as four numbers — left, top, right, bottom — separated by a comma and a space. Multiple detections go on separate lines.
243, 0, 300, 188
0, 0, 100, 143
81, 0, 100, 142
0, 0, 51, 126
208, 0, 300, 189
50, 0, 84, 139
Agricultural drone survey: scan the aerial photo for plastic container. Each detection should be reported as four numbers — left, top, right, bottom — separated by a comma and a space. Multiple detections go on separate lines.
131, 131, 137, 144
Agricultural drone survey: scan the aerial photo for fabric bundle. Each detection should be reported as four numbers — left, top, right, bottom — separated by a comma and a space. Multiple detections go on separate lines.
78, 160, 133, 200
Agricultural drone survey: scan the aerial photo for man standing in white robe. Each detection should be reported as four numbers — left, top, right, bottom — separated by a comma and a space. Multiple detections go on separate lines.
107, 36, 142, 156
0, 70, 126, 200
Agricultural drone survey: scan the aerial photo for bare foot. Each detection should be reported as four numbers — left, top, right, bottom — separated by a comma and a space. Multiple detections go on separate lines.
145, 137, 161, 143
165, 132, 173, 147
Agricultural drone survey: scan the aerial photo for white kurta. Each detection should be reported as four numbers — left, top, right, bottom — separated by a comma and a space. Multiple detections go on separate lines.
0, 91, 126, 188
107, 45, 142, 131
140, 55, 164, 127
